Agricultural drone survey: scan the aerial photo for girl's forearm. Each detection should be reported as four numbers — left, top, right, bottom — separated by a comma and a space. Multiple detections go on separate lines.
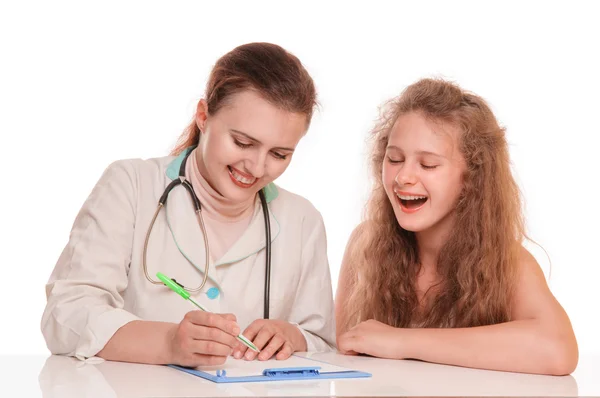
401, 320, 578, 375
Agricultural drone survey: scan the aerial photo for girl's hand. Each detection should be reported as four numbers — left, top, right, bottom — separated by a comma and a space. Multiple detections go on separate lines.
337, 319, 404, 359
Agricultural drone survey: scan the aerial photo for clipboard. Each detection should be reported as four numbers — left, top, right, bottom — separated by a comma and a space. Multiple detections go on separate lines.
169, 354, 371, 383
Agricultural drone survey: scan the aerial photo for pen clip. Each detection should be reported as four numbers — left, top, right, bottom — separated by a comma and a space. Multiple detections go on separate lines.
171, 278, 185, 289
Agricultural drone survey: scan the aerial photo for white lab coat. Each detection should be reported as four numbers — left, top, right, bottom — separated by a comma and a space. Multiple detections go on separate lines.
41, 149, 336, 359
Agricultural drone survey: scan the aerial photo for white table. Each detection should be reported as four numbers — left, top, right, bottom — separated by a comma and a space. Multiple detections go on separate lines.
3, 352, 598, 397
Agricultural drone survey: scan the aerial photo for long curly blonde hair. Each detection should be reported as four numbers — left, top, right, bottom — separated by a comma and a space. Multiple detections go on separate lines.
343, 78, 524, 330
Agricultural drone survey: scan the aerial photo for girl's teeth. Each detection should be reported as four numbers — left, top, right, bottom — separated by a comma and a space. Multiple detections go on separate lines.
397, 194, 427, 200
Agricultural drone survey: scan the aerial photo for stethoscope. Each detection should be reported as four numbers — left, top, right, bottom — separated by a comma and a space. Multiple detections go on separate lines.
142, 146, 272, 319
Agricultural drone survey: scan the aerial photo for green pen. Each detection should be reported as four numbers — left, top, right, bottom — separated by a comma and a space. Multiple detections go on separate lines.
156, 272, 260, 353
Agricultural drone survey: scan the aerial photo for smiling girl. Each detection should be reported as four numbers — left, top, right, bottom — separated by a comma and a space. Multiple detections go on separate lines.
335, 78, 578, 375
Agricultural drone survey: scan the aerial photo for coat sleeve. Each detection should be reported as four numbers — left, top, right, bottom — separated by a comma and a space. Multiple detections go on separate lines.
40, 160, 141, 359
289, 210, 336, 352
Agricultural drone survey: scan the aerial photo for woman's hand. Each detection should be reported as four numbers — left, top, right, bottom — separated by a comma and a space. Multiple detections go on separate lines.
233, 319, 307, 361
167, 311, 240, 367
337, 319, 404, 359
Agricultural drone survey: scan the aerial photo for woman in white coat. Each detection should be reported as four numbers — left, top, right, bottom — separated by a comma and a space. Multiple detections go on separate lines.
41, 42, 335, 367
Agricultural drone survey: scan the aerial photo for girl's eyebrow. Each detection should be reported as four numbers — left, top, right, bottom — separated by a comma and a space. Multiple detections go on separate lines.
386, 145, 443, 158
416, 150, 443, 158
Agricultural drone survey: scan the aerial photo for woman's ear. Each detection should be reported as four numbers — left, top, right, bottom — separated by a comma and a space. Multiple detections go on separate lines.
195, 99, 209, 133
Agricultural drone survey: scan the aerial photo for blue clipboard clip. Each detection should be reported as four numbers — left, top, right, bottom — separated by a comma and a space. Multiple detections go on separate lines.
262, 366, 321, 378
215, 366, 322, 379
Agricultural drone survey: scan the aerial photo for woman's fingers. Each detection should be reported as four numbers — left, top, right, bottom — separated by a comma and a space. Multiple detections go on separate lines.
245, 326, 274, 360
275, 341, 294, 360
185, 311, 240, 336
258, 332, 286, 361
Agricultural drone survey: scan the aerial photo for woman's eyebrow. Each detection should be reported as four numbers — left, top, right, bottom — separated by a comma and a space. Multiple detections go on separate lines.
230, 129, 295, 152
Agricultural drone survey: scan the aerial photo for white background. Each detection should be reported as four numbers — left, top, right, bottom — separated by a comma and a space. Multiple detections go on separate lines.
1, 1, 599, 359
